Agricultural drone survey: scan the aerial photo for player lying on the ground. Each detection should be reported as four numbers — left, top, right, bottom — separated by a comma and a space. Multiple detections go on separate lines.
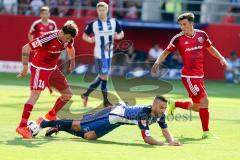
36, 96, 181, 146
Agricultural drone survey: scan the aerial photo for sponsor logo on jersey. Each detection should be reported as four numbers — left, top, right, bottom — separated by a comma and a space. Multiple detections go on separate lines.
185, 46, 203, 52
184, 41, 189, 45
198, 37, 203, 43
141, 120, 147, 127
31, 40, 41, 48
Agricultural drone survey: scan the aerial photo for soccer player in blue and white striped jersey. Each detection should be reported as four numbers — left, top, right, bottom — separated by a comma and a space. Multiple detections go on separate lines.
81, 2, 124, 107
38, 96, 181, 146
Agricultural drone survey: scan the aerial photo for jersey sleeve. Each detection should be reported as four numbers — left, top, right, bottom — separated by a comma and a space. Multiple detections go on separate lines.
157, 114, 168, 129
166, 35, 178, 52
28, 33, 55, 50
202, 31, 212, 48
84, 22, 94, 35
28, 38, 43, 50
115, 20, 123, 33
138, 120, 150, 138
29, 22, 36, 35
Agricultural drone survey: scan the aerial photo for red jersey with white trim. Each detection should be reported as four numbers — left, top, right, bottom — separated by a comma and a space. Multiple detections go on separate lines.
28, 30, 73, 69
166, 29, 212, 77
29, 19, 57, 39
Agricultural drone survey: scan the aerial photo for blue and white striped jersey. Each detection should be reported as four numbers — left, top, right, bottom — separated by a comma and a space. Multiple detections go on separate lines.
84, 18, 123, 59
109, 102, 167, 137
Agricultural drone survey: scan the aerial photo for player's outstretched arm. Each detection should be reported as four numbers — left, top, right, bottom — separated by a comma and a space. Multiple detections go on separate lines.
143, 136, 166, 145
151, 49, 171, 74
207, 46, 229, 68
161, 128, 182, 146
67, 47, 75, 72
17, 44, 32, 78
82, 33, 95, 44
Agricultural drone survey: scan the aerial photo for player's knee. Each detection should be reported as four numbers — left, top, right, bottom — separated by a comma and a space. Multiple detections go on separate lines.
84, 132, 97, 140
62, 92, 72, 101
200, 97, 209, 107
99, 75, 107, 80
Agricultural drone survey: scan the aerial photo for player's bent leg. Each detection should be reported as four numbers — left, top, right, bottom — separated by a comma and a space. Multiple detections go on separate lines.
99, 74, 112, 107
16, 90, 41, 139
198, 96, 217, 139
45, 87, 72, 120
84, 131, 97, 140
82, 77, 102, 107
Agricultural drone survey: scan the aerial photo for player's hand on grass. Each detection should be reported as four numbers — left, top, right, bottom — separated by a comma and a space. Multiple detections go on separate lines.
168, 140, 182, 146
17, 66, 28, 78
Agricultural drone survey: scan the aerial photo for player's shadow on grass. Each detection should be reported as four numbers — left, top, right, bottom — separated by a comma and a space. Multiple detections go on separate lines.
175, 136, 209, 144
78, 139, 155, 148
2, 136, 59, 148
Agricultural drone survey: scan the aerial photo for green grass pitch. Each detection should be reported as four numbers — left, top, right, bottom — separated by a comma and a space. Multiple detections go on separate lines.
0, 73, 240, 160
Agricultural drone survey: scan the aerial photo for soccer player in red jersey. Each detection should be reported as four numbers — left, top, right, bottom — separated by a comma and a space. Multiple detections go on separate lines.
28, 6, 57, 41
28, 6, 57, 95
152, 12, 229, 139
16, 20, 78, 139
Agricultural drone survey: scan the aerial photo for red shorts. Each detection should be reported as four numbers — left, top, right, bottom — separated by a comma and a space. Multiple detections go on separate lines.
181, 77, 207, 103
30, 66, 69, 91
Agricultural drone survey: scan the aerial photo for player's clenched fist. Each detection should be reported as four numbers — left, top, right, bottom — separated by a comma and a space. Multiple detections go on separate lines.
17, 66, 28, 78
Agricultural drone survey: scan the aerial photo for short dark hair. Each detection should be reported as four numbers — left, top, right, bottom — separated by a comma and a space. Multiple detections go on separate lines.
40, 6, 50, 13
62, 20, 78, 37
154, 96, 168, 103
177, 12, 195, 23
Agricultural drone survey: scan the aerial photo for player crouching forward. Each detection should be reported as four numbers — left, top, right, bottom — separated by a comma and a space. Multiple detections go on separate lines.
37, 96, 181, 146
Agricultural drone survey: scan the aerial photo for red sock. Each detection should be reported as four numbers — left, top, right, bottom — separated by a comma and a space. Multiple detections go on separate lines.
48, 97, 68, 116
175, 101, 191, 110
199, 108, 209, 131
19, 104, 33, 127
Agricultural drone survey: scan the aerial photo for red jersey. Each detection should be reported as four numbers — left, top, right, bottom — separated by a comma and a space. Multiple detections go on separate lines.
166, 29, 212, 77
28, 30, 73, 69
29, 19, 57, 39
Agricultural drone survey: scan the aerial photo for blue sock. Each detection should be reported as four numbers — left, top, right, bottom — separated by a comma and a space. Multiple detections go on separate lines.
84, 77, 101, 96
101, 80, 108, 101
41, 120, 73, 131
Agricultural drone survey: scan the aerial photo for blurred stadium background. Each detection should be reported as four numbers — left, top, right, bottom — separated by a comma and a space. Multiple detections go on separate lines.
0, 0, 240, 82
0, 0, 240, 160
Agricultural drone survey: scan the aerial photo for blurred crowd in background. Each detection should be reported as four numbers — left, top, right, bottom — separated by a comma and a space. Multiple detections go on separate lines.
1, 0, 240, 24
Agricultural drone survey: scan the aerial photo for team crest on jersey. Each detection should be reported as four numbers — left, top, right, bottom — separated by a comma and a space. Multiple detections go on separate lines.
141, 120, 147, 127
198, 37, 203, 43
184, 41, 189, 45
49, 25, 54, 30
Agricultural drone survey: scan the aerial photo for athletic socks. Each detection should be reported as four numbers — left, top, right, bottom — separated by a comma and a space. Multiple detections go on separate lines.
101, 79, 108, 102
19, 103, 33, 127
48, 97, 69, 117
40, 119, 73, 131
175, 101, 191, 110
199, 108, 209, 131
84, 77, 102, 96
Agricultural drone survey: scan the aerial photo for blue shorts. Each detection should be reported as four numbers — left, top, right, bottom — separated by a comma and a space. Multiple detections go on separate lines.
80, 107, 119, 138
94, 58, 111, 75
